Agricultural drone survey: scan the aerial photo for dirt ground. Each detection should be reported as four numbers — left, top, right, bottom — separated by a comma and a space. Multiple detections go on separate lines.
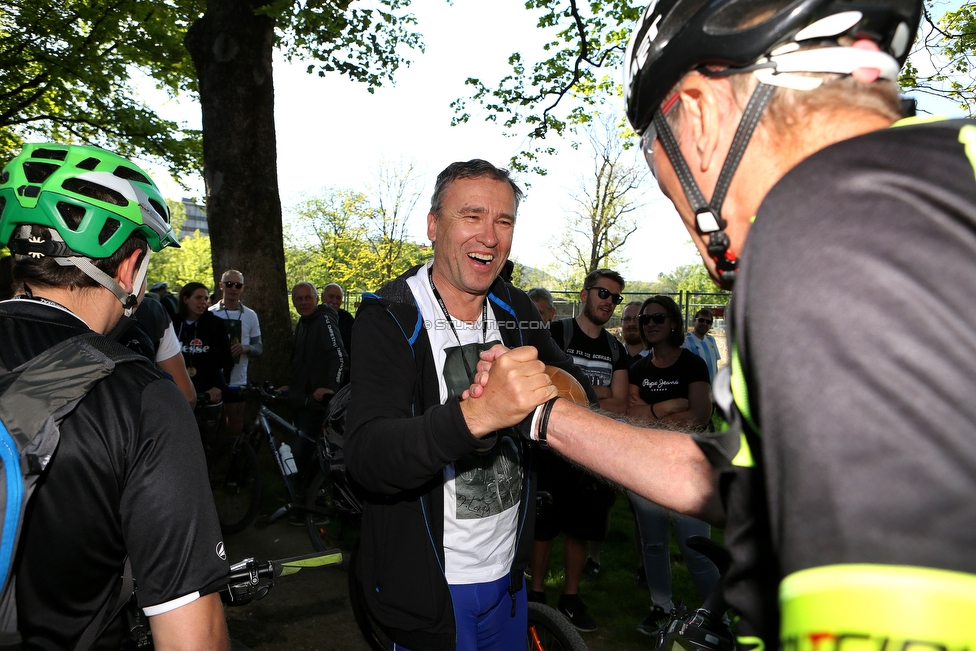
222, 520, 370, 651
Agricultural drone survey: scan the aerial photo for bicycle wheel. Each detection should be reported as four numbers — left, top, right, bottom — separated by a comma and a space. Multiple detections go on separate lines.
527, 602, 589, 651
304, 470, 340, 552
208, 435, 261, 535
348, 542, 395, 651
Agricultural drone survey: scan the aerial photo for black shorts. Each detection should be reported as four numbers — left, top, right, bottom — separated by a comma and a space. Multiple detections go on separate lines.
533, 450, 616, 542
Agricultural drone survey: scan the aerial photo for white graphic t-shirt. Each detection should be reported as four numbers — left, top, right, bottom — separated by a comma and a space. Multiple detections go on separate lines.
406, 265, 522, 585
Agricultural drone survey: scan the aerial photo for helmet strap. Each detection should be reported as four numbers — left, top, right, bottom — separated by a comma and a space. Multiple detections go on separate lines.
56, 250, 149, 318
654, 81, 775, 285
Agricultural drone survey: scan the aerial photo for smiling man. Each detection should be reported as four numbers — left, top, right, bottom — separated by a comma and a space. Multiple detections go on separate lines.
344, 159, 592, 651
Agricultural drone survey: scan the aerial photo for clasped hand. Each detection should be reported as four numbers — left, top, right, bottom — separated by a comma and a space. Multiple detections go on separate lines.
459, 344, 556, 438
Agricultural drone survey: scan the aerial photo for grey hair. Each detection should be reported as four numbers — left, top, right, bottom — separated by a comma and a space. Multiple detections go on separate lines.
429, 159, 524, 216
527, 287, 554, 311
292, 281, 318, 301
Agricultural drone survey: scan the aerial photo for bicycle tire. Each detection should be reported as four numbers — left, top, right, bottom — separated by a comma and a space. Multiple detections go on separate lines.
348, 542, 395, 651
208, 435, 262, 535
304, 470, 339, 552
527, 602, 589, 651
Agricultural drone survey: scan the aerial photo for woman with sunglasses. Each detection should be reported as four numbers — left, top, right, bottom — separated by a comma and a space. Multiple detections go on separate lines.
627, 295, 711, 427
626, 295, 718, 636
174, 282, 234, 405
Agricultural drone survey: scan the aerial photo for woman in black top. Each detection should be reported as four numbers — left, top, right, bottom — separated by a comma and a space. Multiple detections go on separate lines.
174, 282, 233, 403
626, 294, 718, 634
627, 295, 711, 429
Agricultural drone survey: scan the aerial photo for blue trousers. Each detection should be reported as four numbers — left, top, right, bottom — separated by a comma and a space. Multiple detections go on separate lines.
629, 490, 720, 611
394, 575, 527, 651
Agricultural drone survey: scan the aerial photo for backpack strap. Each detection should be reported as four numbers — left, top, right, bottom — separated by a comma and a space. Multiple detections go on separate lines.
0, 332, 144, 648
557, 318, 574, 351
605, 330, 621, 366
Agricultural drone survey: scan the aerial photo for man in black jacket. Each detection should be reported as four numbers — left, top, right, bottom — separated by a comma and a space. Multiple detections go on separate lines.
345, 160, 592, 651
283, 281, 347, 482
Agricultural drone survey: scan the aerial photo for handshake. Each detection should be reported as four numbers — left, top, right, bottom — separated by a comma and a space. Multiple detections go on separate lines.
459, 344, 589, 444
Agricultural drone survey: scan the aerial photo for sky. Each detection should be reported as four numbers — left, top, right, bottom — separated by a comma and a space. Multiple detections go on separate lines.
143, 0, 700, 284
142, 0, 966, 285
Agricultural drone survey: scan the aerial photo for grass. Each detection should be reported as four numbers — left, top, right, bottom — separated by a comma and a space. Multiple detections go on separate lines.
536, 493, 722, 650
249, 429, 720, 651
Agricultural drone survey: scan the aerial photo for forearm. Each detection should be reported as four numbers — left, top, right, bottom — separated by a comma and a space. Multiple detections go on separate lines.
598, 395, 629, 414
246, 335, 263, 357
544, 399, 725, 525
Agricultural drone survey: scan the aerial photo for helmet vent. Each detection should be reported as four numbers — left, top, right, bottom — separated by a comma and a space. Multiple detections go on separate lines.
1, 170, 9, 184
0, 197, 6, 217
98, 218, 121, 245
30, 148, 67, 162
113, 166, 150, 185
23, 162, 58, 184
76, 157, 101, 171
660, 0, 712, 44
56, 201, 85, 231
148, 198, 170, 224
62, 178, 129, 208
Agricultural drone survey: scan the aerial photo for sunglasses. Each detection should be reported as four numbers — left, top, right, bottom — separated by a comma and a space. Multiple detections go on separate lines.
222, 281, 244, 289
639, 313, 667, 326
696, 318, 713, 325
586, 286, 624, 305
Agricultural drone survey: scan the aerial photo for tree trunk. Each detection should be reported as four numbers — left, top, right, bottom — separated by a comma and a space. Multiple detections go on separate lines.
185, 1, 291, 386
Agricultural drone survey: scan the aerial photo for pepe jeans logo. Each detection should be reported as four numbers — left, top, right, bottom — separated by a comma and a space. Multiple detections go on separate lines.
641, 378, 680, 390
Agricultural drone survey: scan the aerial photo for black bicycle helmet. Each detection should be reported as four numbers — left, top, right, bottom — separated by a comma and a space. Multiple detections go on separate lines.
625, 0, 922, 134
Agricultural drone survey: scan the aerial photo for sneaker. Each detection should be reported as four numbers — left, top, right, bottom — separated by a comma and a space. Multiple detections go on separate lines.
527, 590, 547, 605
636, 605, 670, 637
581, 557, 601, 581
636, 565, 648, 590
557, 593, 598, 632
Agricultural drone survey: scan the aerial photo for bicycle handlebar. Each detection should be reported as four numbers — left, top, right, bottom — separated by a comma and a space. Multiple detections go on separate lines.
220, 550, 343, 605
226, 382, 287, 403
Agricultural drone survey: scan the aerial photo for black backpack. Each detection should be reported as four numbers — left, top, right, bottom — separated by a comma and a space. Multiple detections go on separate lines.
0, 332, 142, 650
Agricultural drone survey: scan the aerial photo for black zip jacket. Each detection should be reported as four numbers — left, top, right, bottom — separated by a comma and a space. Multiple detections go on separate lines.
345, 266, 595, 651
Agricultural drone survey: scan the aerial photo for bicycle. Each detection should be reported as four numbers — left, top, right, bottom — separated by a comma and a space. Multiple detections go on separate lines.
122, 549, 343, 649
653, 536, 735, 651
303, 384, 365, 551
208, 383, 350, 541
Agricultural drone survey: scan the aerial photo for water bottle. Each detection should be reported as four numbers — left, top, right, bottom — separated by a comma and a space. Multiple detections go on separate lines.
280, 443, 298, 476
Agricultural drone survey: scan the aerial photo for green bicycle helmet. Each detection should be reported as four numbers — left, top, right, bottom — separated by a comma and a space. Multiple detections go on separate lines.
0, 143, 179, 258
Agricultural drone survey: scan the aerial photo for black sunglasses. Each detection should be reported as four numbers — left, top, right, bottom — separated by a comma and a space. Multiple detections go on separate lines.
586, 286, 623, 305
222, 281, 244, 289
639, 312, 667, 326
696, 317, 713, 325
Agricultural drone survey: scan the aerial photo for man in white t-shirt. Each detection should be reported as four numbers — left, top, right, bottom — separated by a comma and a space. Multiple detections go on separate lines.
345, 160, 589, 651
209, 269, 263, 436
682, 307, 721, 383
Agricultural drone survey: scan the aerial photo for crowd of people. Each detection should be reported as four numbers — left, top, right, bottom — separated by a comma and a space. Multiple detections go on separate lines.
2, 0, 974, 649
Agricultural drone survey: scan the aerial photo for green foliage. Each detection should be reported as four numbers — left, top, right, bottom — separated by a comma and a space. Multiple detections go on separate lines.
1, 0, 422, 180
901, 1, 976, 115
652, 264, 729, 301
147, 199, 213, 290
265, 0, 424, 91
284, 187, 432, 294
0, 0, 203, 179
453, 1, 645, 173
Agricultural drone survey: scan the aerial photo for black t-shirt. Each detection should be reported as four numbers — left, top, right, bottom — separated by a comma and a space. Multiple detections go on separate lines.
0, 300, 228, 649
549, 318, 630, 388
174, 310, 234, 392
629, 348, 708, 405
721, 119, 976, 646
